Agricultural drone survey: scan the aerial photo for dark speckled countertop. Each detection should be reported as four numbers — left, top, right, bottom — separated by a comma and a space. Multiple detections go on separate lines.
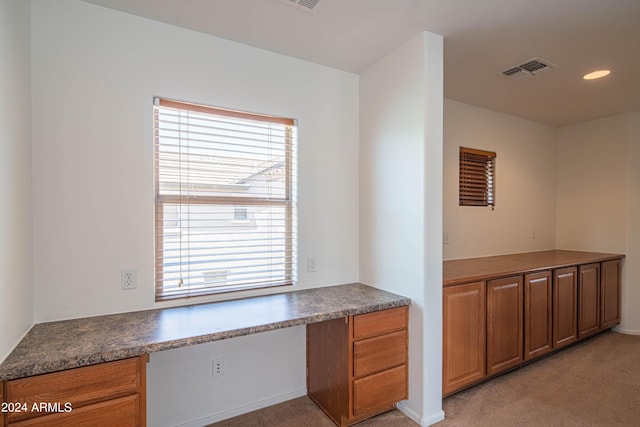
0, 283, 410, 381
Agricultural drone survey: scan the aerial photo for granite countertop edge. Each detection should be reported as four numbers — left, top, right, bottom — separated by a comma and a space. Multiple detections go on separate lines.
0, 284, 410, 381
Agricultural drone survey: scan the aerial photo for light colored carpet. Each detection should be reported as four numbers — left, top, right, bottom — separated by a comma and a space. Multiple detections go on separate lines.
208, 396, 417, 427
209, 331, 640, 427
436, 331, 640, 426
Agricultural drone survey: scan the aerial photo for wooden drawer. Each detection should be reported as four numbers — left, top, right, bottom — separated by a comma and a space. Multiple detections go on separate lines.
353, 306, 407, 340
352, 365, 407, 418
9, 394, 139, 427
6, 358, 142, 423
353, 330, 407, 378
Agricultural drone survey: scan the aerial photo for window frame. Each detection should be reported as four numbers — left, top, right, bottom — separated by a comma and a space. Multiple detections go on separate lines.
153, 98, 297, 301
459, 146, 496, 209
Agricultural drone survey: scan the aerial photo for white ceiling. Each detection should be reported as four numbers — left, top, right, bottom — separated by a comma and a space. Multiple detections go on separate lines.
82, 0, 640, 126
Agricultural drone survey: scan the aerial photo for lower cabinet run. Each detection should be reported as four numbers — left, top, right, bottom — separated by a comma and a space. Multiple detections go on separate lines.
307, 306, 408, 426
443, 257, 623, 396
1, 356, 147, 427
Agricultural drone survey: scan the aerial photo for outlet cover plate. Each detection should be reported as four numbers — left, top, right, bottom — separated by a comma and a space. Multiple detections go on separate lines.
121, 269, 137, 290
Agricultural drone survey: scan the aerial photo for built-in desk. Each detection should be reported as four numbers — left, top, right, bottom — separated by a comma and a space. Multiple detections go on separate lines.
0, 283, 410, 426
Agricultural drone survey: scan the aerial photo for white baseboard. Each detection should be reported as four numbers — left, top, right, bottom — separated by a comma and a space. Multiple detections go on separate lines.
397, 401, 445, 427
420, 409, 446, 426
176, 388, 307, 427
613, 326, 640, 335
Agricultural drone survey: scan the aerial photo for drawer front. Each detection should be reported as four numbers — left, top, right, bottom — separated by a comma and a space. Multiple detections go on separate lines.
6, 358, 141, 423
353, 306, 407, 340
9, 394, 139, 427
353, 330, 407, 378
353, 365, 407, 417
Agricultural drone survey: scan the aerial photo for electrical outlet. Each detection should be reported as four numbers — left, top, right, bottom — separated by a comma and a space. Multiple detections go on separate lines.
307, 257, 317, 273
121, 269, 137, 290
213, 357, 224, 377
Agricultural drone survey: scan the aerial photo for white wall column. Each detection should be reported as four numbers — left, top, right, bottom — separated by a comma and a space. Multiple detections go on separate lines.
359, 31, 444, 426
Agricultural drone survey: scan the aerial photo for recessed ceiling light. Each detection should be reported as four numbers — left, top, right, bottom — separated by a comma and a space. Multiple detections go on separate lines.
583, 70, 611, 80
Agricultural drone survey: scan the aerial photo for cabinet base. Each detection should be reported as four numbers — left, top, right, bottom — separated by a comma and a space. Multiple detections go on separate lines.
443, 328, 615, 397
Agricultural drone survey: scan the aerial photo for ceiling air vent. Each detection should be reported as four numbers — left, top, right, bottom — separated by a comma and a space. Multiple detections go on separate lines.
278, 0, 321, 14
500, 57, 558, 80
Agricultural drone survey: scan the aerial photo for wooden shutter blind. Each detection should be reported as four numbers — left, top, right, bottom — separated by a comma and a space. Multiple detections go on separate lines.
154, 98, 297, 301
459, 147, 496, 208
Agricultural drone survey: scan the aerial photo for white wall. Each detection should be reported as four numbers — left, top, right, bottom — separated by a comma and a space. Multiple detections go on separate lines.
31, 0, 359, 424
556, 115, 628, 252
0, 0, 33, 363
624, 113, 640, 334
148, 326, 306, 426
31, 0, 359, 321
360, 32, 444, 427
556, 113, 639, 333
443, 100, 557, 260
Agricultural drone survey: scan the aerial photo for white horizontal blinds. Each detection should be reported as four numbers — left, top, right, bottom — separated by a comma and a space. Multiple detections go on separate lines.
459, 147, 496, 208
154, 98, 297, 301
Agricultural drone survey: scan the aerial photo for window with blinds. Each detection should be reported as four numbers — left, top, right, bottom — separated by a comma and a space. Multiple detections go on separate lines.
154, 98, 297, 301
459, 147, 496, 208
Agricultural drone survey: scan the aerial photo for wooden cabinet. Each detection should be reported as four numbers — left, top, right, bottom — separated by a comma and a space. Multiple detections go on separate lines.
524, 271, 553, 361
553, 267, 578, 349
8, 395, 140, 427
3, 356, 147, 427
307, 306, 408, 426
578, 263, 601, 339
601, 259, 622, 329
443, 281, 486, 395
486, 276, 523, 376
443, 252, 624, 396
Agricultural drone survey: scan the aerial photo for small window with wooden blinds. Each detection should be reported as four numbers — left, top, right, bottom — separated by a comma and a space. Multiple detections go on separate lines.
459, 147, 496, 208
154, 98, 297, 301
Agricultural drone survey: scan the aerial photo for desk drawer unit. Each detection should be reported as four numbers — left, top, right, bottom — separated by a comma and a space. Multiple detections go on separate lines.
3, 356, 147, 426
307, 306, 408, 426
8, 395, 139, 427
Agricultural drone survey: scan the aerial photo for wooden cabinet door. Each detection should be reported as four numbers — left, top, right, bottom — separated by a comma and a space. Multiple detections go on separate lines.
487, 276, 523, 376
601, 259, 622, 329
524, 271, 552, 361
578, 263, 600, 339
553, 267, 578, 348
443, 282, 486, 395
